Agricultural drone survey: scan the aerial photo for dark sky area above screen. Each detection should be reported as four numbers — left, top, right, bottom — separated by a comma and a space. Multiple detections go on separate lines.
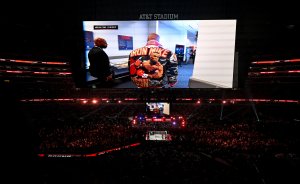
83, 20, 236, 89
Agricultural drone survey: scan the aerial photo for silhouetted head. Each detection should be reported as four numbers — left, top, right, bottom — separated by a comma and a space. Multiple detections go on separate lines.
147, 33, 160, 42
94, 37, 108, 48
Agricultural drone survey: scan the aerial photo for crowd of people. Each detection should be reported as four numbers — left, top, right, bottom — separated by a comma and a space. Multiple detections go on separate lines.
7, 99, 297, 183
18, 101, 298, 155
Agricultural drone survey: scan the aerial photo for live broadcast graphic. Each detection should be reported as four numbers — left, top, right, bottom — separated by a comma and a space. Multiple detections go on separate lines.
83, 20, 236, 88
146, 102, 170, 115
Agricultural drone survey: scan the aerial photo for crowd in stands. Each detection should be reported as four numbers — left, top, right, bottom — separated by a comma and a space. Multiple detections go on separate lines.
18, 101, 299, 155
14, 100, 300, 183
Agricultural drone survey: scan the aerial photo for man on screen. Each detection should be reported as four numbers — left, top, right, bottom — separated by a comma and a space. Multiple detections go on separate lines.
129, 33, 178, 88
88, 37, 113, 86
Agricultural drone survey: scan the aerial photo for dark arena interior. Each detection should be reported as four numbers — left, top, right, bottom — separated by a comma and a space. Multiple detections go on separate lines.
1, 0, 300, 183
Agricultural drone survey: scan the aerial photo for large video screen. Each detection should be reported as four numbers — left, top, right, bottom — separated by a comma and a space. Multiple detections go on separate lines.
146, 102, 170, 115
83, 20, 237, 88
